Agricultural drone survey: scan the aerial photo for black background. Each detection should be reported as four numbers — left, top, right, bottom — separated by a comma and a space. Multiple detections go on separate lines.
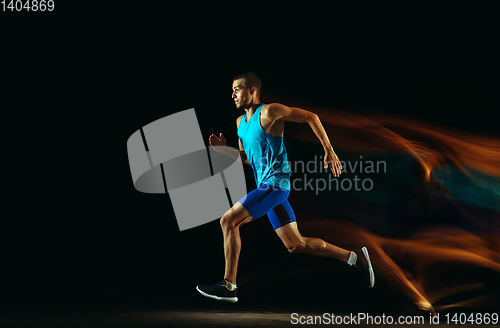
1, 2, 499, 317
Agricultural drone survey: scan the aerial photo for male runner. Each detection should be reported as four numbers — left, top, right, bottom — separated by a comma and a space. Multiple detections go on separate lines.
196, 73, 374, 303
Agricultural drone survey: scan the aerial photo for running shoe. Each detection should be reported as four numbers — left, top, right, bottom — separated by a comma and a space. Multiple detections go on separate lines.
196, 278, 238, 303
354, 246, 375, 288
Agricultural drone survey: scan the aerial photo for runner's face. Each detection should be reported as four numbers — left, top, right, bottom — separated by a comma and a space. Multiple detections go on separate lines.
232, 79, 252, 110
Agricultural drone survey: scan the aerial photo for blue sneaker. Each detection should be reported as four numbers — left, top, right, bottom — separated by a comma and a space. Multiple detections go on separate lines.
196, 278, 238, 303
354, 247, 375, 288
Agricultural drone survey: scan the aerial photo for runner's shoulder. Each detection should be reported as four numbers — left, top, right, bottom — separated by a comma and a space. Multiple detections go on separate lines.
261, 103, 287, 118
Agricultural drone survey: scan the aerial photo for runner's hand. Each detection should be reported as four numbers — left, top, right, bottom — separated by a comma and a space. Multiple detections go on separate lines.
209, 133, 227, 150
324, 149, 342, 177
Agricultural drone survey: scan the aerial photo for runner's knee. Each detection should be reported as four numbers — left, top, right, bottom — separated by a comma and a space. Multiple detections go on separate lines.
220, 209, 246, 231
220, 212, 236, 230
287, 240, 307, 254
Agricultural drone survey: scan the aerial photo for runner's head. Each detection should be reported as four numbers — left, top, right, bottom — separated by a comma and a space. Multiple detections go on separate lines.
232, 72, 261, 110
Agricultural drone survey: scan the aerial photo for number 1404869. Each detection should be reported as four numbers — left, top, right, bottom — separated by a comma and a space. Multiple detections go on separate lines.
2, 0, 54, 11
445, 312, 498, 325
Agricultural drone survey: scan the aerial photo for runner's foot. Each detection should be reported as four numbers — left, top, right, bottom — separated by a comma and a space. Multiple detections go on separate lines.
196, 278, 238, 303
353, 246, 375, 288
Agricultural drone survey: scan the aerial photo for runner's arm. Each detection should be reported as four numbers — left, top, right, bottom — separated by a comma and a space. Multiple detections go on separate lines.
266, 103, 332, 149
265, 103, 342, 176
237, 116, 250, 165
207, 116, 249, 164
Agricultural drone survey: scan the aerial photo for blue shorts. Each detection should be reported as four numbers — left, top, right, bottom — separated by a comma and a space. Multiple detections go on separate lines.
237, 184, 296, 230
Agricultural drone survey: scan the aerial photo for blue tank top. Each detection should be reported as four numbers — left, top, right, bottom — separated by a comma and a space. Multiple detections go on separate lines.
237, 104, 291, 190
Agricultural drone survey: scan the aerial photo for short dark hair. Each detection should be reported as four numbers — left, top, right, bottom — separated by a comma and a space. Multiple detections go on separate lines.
233, 72, 262, 97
